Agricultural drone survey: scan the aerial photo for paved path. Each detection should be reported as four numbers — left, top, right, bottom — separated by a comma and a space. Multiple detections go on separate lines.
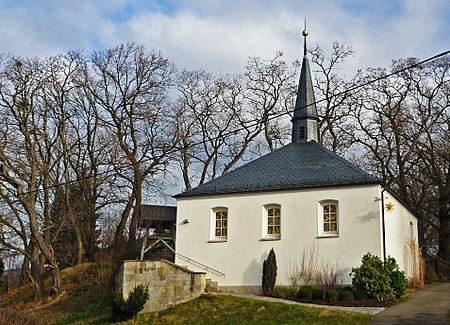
371, 282, 450, 325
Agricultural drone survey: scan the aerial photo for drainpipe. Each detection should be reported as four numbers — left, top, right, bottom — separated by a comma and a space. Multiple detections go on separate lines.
381, 187, 387, 262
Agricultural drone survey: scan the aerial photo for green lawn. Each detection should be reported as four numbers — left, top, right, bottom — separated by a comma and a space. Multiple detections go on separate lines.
123, 294, 372, 325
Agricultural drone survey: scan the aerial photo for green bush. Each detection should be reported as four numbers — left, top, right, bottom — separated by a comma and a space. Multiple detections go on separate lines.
262, 248, 277, 296
340, 290, 354, 301
385, 257, 407, 299
327, 289, 339, 302
312, 288, 324, 299
112, 284, 150, 322
296, 285, 313, 301
350, 253, 407, 302
271, 286, 297, 299
353, 289, 367, 300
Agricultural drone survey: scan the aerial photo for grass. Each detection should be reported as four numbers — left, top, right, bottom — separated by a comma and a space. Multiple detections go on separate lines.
1, 263, 373, 324
123, 294, 372, 325
1, 262, 114, 324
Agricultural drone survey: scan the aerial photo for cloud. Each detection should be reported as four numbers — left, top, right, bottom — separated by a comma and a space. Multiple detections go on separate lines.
0, 0, 448, 76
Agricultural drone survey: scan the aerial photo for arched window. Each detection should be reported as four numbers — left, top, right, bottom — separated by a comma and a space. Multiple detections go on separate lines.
318, 200, 339, 237
215, 209, 228, 237
262, 204, 281, 240
209, 207, 228, 242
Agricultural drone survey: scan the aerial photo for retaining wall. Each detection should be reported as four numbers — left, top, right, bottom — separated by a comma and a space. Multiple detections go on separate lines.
115, 260, 206, 312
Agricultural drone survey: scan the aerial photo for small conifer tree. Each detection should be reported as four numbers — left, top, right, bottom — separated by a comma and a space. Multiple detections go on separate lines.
112, 284, 149, 321
262, 248, 277, 295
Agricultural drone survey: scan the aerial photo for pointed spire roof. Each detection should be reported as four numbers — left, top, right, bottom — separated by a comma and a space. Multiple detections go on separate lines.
292, 22, 320, 143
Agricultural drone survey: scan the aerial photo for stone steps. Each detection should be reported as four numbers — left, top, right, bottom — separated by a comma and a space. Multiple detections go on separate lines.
206, 278, 219, 293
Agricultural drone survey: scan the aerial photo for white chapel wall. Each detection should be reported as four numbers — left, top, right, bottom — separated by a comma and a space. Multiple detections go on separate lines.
175, 184, 383, 288
382, 189, 419, 279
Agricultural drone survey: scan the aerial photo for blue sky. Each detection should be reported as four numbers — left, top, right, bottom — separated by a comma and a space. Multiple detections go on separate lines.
0, 0, 449, 75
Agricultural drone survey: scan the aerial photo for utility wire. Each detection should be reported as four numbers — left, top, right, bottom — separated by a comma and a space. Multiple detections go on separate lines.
10, 49, 450, 195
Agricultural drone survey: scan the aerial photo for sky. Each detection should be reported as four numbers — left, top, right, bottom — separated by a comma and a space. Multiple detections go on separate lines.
0, 0, 449, 77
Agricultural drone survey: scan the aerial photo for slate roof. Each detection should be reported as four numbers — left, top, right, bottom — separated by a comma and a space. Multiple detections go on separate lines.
175, 141, 380, 198
292, 55, 319, 122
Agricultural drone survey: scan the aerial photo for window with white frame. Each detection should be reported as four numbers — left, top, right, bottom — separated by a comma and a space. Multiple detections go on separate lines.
262, 204, 281, 240
209, 207, 228, 242
318, 200, 339, 237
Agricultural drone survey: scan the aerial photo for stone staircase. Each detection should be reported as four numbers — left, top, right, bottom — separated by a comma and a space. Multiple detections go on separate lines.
205, 278, 220, 293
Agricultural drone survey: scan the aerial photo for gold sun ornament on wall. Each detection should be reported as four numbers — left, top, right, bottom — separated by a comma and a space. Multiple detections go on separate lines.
385, 202, 395, 212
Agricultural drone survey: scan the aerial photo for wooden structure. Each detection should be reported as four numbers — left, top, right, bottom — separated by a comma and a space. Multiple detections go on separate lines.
139, 205, 177, 261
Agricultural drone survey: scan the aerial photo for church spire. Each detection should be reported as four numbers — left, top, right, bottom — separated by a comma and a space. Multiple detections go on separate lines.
291, 22, 320, 143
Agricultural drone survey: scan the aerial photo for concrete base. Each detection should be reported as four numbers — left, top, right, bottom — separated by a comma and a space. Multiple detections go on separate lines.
218, 285, 262, 294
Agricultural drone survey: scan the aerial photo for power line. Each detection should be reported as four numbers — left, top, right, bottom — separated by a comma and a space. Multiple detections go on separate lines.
7, 49, 450, 195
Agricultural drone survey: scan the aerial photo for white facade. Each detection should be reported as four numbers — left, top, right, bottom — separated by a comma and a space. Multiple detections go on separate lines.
175, 184, 418, 289
383, 191, 419, 276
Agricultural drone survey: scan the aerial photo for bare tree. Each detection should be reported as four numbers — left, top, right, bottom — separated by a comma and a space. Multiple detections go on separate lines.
176, 54, 295, 190
42, 52, 87, 265
244, 53, 295, 152
346, 56, 450, 261
0, 57, 62, 298
310, 42, 356, 153
88, 43, 177, 256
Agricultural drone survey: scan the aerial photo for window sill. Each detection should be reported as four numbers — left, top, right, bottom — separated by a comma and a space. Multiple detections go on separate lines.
317, 233, 339, 238
208, 238, 227, 243
260, 235, 281, 241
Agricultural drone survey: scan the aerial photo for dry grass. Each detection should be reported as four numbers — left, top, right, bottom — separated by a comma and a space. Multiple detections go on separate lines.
0, 261, 114, 324
407, 239, 424, 288
288, 246, 343, 295
0, 308, 42, 325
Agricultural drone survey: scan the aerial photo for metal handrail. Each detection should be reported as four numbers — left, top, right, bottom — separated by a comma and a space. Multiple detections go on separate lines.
175, 251, 225, 276
142, 238, 225, 276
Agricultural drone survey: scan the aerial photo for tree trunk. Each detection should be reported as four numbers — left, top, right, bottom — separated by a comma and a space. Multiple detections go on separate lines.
29, 240, 44, 299
127, 178, 142, 256
438, 208, 450, 261
28, 206, 62, 298
113, 193, 136, 256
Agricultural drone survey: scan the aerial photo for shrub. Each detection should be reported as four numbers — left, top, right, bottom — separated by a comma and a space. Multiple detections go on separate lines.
272, 286, 297, 299
288, 246, 318, 286
340, 290, 354, 301
351, 253, 407, 302
262, 248, 277, 296
327, 289, 339, 302
385, 257, 407, 299
312, 288, 324, 299
296, 285, 313, 301
288, 246, 343, 298
315, 260, 343, 298
353, 289, 367, 300
112, 284, 150, 322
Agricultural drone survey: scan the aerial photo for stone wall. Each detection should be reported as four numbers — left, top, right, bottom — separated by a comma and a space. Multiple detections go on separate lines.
115, 260, 206, 312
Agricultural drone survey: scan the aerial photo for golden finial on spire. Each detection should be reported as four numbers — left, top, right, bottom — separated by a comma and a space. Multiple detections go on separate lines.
302, 19, 308, 56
